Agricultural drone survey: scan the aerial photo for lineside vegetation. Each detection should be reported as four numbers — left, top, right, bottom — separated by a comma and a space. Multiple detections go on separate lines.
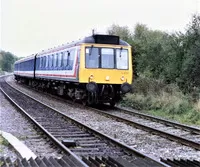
121, 77, 200, 125
108, 14, 200, 125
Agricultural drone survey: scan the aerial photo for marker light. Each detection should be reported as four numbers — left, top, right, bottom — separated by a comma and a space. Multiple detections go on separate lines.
105, 76, 110, 81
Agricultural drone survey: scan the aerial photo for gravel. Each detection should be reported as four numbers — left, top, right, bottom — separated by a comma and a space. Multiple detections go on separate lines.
6, 75, 200, 161
0, 89, 63, 160
105, 110, 200, 143
118, 105, 200, 129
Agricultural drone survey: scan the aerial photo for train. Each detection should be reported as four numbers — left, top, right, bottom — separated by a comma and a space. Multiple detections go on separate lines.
14, 34, 133, 106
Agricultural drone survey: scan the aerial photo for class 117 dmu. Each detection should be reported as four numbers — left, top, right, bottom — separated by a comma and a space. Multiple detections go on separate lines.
14, 34, 133, 106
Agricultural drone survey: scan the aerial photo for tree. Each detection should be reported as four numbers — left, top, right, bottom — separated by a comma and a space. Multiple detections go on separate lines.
178, 14, 200, 92
133, 23, 167, 78
0, 50, 18, 72
107, 24, 133, 43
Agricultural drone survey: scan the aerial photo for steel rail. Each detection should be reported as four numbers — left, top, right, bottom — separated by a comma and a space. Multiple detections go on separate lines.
115, 106, 200, 135
89, 107, 200, 150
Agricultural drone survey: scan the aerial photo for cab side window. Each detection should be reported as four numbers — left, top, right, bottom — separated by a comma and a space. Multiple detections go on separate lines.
63, 51, 68, 68
60, 48, 76, 70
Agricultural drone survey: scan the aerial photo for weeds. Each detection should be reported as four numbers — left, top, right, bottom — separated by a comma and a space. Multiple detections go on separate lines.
121, 76, 200, 125
0, 135, 10, 146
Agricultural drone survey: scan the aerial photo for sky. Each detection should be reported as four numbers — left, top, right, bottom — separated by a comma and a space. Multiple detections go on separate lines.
0, 0, 200, 57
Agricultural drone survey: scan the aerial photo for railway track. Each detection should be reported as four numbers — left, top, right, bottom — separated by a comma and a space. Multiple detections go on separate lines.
25, 76, 200, 152
6, 76, 200, 157
92, 105, 200, 150
0, 78, 168, 167
115, 106, 200, 135
16, 75, 199, 151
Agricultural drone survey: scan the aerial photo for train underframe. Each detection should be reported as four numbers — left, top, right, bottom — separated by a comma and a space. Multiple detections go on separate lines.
15, 76, 127, 107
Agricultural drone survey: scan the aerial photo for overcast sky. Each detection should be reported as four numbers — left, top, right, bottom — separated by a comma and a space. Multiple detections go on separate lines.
1, 0, 200, 57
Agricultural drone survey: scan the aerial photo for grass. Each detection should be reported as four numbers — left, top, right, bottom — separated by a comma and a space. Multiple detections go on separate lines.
0, 70, 5, 76
121, 76, 200, 126
0, 135, 10, 147
0, 135, 10, 166
0, 134, 10, 154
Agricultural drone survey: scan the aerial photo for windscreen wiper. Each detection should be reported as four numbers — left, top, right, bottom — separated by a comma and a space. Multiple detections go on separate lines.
120, 47, 123, 57
89, 45, 94, 56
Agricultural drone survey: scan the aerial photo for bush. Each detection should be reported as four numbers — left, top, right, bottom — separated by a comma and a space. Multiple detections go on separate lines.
121, 76, 200, 125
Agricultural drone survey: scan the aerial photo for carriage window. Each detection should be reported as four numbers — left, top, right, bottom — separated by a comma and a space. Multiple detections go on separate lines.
116, 49, 128, 69
61, 52, 64, 66
43, 56, 46, 67
49, 54, 53, 67
101, 48, 114, 69
40, 57, 43, 68
53, 54, 58, 67
58, 52, 62, 67
85, 47, 99, 68
48, 55, 51, 67
45, 56, 48, 67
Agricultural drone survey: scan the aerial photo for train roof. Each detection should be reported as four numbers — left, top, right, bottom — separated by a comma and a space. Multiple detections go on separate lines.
36, 34, 130, 55
15, 54, 35, 64
78, 34, 130, 46
15, 34, 130, 64
35, 34, 130, 55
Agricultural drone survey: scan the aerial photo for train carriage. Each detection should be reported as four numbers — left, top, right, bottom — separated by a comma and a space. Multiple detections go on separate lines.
14, 34, 133, 106
35, 46, 79, 82
14, 55, 35, 78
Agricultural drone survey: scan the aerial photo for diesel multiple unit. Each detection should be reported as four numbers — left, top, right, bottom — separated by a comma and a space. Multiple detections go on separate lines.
14, 34, 133, 106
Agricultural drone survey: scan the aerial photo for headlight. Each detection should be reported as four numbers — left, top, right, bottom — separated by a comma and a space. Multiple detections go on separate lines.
89, 74, 94, 79
121, 82, 131, 94
121, 76, 125, 81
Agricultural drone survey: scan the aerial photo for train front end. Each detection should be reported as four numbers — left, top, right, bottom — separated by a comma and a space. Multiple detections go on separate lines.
79, 35, 133, 106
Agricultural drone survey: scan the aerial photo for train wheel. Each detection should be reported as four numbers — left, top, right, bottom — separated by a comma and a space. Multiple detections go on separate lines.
85, 92, 95, 106
81, 93, 88, 106
72, 98, 76, 103
109, 101, 116, 107
82, 99, 88, 106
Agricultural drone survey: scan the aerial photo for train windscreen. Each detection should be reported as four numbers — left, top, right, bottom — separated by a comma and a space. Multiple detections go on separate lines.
85, 47, 128, 69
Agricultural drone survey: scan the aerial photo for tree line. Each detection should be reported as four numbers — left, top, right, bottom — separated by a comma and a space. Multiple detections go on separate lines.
0, 50, 19, 72
107, 14, 200, 94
